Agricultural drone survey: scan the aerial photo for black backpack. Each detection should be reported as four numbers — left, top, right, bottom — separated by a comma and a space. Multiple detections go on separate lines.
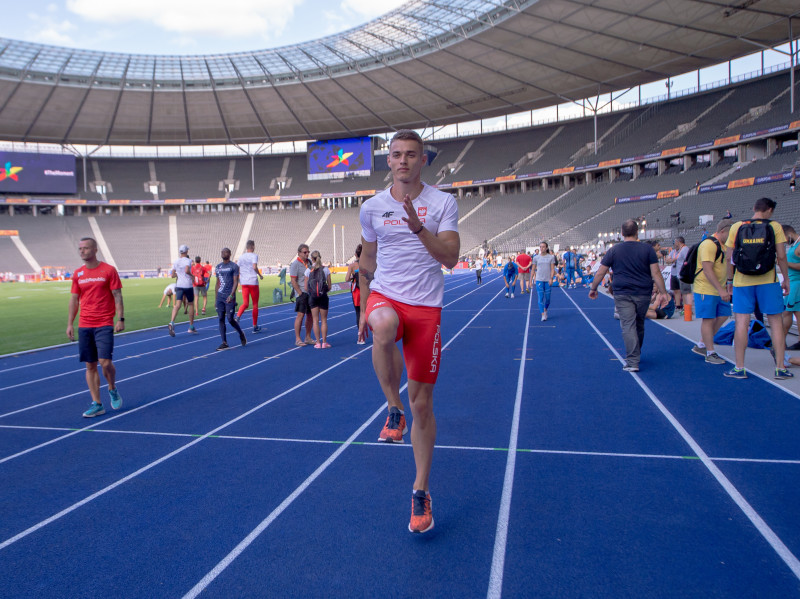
732, 219, 776, 276
307, 267, 329, 299
679, 238, 723, 284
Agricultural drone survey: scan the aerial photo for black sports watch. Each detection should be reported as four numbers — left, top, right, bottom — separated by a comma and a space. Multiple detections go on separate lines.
119, 317, 125, 322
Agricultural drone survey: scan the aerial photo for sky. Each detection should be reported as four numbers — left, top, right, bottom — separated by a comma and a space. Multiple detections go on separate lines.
1, 0, 408, 55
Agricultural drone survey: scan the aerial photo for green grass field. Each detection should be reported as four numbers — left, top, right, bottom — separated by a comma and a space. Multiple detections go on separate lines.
0, 274, 348, 355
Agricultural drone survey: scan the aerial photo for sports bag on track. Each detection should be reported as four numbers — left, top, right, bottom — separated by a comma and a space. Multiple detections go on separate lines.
732, 219, 776, 276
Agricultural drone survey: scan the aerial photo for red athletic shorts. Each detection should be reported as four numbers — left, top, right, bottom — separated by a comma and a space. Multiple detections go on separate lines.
365, 291, 443, 384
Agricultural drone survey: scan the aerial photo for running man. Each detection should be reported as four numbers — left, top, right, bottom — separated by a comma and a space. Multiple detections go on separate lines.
503, 258, 518, 298
236, 240, 264, 333
67, 237, 124, 417
359, 129, 460, 534
214, 247, 247, 351
168, 244, 196, 336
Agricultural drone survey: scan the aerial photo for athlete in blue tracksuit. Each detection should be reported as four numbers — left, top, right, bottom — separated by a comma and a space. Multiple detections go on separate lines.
503, 260, 518, 298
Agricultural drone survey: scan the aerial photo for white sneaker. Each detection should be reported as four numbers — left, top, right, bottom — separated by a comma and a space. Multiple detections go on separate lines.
511, 293, 514, 298
505, 293, 509, 298
542, 311, 548, 321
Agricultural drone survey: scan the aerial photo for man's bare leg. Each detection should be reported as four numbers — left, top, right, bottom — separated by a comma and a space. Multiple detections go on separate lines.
86, 362, 101, 404
407, 379, 435, 491
369, 307, 404, 410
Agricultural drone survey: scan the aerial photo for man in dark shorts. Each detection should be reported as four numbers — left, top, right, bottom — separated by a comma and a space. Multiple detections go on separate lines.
66, 237, 125, 418
359, 129, 460, 534
168, 244, 196, 336
588, 219, 670, 372
214, 247, 247, 351
290, 243, 314, 346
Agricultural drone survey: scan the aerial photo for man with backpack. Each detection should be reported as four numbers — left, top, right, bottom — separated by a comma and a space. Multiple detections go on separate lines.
724, 197, 792, 379
685, 219, 733, 365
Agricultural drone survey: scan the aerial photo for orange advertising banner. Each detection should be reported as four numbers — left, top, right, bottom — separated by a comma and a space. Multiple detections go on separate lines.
302, 194, 322, 199
356, 190, 378, 196
0, 230, 19, 236
553, 167, 575, 175
599, 159, 621, 167
65, 199, 86, 205
656, 189, 680, 199
165, 199, 185, 204
790, 120, 800, 130
453, 181, 474, 187
109, 199, 130, 205
7, 197, 28, 204
260, 195, 281, 201
727, 178, 755, 189
660, 147, 685, 157
714, 135, 740, 146
495, 175, 516, 182
205, 198, 226, 203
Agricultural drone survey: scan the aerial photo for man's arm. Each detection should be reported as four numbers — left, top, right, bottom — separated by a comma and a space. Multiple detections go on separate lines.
701, 261, 730, 301
358, 238, 377, 343
254, 262, 263, 281
228, 274, 239, 303
66, 293, 79, 341
588, 265, 610, 299
214, 274, 220, 295
776, 241, 789, 295
112, 288, 125, 332
290, 276, 302, 296
400, 195, 460, 268
649, 263, 670, 307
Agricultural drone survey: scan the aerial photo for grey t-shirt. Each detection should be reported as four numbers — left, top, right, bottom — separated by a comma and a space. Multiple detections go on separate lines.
670, 245, 689, 277
532, 253, 556, 282
289, 257, 307, 293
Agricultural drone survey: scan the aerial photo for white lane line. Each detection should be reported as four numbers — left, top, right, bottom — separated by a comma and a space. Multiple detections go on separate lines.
561, 288, 800, 581
0, 275, 496, 554
0, 277, 480, 381
0, 312, 357, 417
183, 285, 507, 598
486, 282, 534, 599
0, 340, 374, 552
8, 423, 800, 465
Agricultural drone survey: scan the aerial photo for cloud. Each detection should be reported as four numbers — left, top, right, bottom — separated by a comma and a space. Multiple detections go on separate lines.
24, 9, 78, 47
65, 0, 298, 39
339, 0, 406, 20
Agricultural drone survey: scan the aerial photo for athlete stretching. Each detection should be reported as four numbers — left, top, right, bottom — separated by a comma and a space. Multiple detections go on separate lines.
359, 129, 460, 534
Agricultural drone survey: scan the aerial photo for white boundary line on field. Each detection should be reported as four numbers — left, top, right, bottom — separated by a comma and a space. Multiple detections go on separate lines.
561, 287, 800, 582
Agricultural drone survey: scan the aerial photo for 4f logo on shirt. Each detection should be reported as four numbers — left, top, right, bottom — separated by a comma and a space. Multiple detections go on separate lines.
381, 211, 394, 218
417, 207, 427, 217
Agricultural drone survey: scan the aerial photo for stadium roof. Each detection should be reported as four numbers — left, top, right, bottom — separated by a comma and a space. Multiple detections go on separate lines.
0, 0, 797, 146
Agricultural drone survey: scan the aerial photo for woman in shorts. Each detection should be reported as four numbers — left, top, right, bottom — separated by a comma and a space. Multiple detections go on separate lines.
305, 250, 332, 348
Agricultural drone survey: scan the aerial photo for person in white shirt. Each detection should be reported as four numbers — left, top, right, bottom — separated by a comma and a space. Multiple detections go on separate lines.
158, 282, 177, 308
168, 244, 196, 336
359, 129, 460, 534
236, 240, 264, 333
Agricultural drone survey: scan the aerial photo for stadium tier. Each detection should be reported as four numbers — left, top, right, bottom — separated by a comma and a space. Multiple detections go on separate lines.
2, 70, 799, 273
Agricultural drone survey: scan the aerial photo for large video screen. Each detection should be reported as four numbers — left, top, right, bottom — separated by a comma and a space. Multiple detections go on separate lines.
0, 151, 77, 194
307, 137, 372, 181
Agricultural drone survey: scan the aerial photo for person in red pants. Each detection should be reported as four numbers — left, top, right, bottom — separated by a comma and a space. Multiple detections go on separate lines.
236, 240, 264, 333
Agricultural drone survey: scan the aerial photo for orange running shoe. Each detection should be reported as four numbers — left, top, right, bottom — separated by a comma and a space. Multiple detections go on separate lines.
378, 409, 407, 443
409, 490, 434, 533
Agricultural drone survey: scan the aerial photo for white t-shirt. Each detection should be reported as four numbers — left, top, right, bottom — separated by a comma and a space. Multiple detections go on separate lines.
173, 256, 192, 289
238, 252, 259, 286
163, 282, 176, 295
359, 183, 459, 307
